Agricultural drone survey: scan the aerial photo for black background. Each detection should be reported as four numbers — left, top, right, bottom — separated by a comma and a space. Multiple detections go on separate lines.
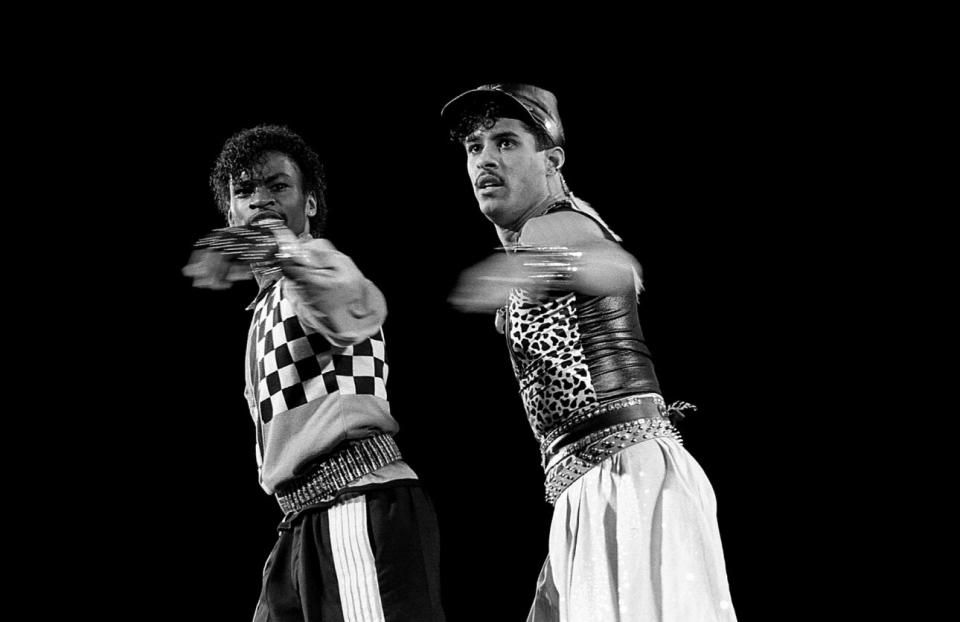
52, 47, 862, 620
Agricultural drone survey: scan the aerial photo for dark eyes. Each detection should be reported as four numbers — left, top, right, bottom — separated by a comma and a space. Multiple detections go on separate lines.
465, 139, 515, 154
232, 183, 289, 198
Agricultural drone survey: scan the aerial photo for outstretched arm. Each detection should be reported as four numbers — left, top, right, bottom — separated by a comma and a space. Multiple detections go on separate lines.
278, 235, 387, 346
183, 226, 386, 344
449, 210, 641, 313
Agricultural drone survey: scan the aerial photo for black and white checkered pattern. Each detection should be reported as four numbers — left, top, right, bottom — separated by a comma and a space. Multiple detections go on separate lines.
251, 281, 388, 422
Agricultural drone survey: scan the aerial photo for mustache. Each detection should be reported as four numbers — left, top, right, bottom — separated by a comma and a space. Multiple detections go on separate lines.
475, 172, 504, 189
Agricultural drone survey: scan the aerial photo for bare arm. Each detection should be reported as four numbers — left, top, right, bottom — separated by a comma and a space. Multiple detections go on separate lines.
450, 210, 641, 313
519, 211, 640, 295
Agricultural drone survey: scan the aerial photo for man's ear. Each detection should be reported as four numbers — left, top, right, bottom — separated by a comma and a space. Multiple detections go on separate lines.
305, 193, 317, 217
545, 146, 566, 175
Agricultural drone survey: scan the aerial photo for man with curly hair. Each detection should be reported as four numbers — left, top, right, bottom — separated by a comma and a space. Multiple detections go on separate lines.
185, 124, 445, 622
442, 85, 737, 621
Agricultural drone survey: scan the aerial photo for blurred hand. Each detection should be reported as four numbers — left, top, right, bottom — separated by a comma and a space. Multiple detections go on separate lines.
448, 242, 641, 312
448, 253, 530, 314
275, 232, 367, 311
182, 248, 253, 289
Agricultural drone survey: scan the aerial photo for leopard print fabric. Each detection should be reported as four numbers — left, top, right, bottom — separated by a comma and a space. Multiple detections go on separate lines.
506, 288, 598, 443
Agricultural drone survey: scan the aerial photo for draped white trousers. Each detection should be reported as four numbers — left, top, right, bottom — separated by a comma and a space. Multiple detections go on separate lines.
528, 438, 738, 622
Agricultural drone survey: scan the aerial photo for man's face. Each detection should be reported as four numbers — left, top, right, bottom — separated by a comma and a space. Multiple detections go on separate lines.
228, 151, 315, 235
463, 118, 549, 225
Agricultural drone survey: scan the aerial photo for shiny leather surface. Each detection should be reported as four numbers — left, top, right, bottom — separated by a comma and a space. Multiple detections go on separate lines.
505, 288, 661, 443
575, 293, 661, 401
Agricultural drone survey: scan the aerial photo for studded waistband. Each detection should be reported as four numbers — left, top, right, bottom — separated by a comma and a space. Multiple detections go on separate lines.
542, 416, 682, 505
274, 434, 402, 514
539, 394, 666, 465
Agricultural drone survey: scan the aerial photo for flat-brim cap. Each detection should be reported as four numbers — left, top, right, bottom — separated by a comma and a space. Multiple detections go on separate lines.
440, 83, 564, 147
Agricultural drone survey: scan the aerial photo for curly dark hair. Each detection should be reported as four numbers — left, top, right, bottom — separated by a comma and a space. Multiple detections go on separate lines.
448, 99, 555, 151
209, 124, 328, 237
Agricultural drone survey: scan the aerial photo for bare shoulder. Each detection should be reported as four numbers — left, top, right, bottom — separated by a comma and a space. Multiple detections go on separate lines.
520, 210, 608, 247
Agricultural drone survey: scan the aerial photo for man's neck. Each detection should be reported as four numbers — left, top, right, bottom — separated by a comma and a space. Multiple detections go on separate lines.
494, 192, 568, 246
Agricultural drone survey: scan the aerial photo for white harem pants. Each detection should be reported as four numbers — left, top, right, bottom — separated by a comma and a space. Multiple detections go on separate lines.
528, 438, 738, 622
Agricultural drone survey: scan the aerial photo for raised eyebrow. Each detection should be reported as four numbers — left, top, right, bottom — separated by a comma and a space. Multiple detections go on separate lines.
232, 172, 290, 187
490, 130, 521, 141
464, 130, 520, 146
263, 173, 291, 184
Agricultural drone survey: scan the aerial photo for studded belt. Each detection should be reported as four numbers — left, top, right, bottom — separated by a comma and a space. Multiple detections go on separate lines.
540, 394, 666, 466
542, 396, 683, 505
274, 434, 402, 514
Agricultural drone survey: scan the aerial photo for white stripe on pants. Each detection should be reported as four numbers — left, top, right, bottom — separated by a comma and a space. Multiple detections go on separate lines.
329, 495, 386, 622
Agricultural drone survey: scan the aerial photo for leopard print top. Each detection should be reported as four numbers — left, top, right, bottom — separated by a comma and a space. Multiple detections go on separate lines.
502, 201, 661, 445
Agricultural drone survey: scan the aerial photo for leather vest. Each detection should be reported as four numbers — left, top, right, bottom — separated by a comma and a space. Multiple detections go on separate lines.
503, 202, 661, 445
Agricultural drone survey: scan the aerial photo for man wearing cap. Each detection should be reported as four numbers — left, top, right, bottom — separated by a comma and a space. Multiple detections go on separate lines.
443, 85, 737, 621
184, 124, 445, 621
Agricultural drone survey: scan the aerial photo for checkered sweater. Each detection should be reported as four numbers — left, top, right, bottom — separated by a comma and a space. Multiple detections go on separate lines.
243, 277, 398, 494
